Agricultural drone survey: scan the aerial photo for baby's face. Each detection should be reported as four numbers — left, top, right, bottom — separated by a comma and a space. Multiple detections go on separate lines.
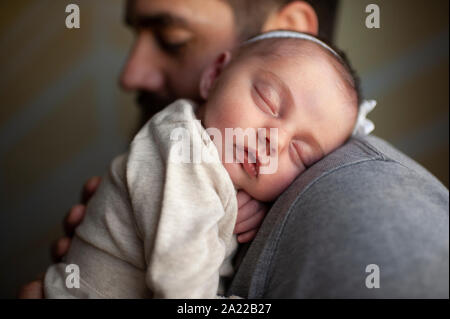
201, 46, 357, 202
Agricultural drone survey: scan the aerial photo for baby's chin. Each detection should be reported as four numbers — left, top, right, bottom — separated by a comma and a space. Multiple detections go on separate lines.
224, 162, 292, 202
235, 176, 288, 203
244, 182, 287, 203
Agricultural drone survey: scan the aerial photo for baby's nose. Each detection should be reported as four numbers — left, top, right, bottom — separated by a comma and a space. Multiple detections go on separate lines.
276, 127, 293, 155
257, 128, 279, 157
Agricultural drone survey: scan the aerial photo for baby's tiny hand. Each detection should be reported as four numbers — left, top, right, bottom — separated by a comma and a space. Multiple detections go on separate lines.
234, 191, 269, 243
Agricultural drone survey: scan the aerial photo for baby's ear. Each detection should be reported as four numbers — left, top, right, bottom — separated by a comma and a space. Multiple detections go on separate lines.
199, 52, 232, 100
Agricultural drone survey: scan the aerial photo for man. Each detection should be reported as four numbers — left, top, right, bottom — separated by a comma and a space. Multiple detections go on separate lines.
19, 0, 448, 298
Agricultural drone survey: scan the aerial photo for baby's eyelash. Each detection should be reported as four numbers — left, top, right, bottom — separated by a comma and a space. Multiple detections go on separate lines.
289, 141, 305, 168
292, 140, 316, 169
254, 85, 279, 117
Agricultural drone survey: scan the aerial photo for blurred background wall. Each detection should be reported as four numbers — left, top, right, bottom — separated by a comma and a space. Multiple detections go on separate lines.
0, 0, 448, 298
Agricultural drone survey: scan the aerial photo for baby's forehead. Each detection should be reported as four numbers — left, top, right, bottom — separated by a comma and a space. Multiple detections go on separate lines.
234, 37, 359, 113
234, 39, 344, 84
234, 39, 346, 95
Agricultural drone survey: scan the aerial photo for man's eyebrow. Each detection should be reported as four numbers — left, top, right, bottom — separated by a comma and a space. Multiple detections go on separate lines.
125, 12, 190, 29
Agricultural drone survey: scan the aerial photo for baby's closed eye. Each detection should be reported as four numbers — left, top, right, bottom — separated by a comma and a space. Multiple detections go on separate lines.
253, 82, 280, 117
290, 139, 319, 168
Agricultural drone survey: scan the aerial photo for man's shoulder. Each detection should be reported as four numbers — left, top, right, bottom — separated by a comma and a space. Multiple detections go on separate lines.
228, 135, 449, 298
304, 134, 447, 193
269, 134, 448, 214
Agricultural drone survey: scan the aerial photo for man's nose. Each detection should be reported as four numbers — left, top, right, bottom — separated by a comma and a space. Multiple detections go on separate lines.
119, 35, 165, 93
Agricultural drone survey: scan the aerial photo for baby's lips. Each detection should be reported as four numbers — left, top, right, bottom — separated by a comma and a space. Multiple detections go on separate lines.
242, 159, 259, 178
235, 145, 257, 163
257, 146, 276, 166
247, 150, 257, 163
234, 146, 246, 163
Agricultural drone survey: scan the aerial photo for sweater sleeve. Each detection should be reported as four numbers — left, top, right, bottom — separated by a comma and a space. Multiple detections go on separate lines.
44, 99, 239, 299
45, 154, 151, 299
127, 100, 239, 298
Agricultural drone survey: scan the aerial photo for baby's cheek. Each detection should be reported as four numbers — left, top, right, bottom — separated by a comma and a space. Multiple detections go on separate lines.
222, 162, 245, 190
256, 163, 303, 202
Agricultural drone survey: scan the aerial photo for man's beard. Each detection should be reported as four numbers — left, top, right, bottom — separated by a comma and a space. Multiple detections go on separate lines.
136, 91, 174, 127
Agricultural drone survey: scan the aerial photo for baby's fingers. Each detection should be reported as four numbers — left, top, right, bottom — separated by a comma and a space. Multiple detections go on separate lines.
237, 229, 258, 243
236, 190, 252, 209
236, 199, 264, 224
234, 206, 265, 234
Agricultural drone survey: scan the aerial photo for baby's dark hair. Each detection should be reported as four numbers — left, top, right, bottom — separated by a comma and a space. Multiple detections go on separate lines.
319, 37, 362, 108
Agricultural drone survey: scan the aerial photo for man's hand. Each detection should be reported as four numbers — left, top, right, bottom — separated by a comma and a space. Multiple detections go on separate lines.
17, 279, 44, 299
234, 191, 269, 243
18, 176, 101, 299
51, 176, 101, 262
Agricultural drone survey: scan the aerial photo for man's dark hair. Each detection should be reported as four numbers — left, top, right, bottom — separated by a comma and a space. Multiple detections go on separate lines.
225, 0, 339, 42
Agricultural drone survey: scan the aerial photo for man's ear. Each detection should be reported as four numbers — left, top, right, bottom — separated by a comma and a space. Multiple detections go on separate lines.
262, 1, 319, 36
199, 52, 232, 100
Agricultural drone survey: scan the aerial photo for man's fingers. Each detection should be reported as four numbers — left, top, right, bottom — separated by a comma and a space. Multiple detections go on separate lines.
81, 176, 101, 204
17, 280, 44, 299
63, 204, 86, 237
51, 237, 71, 263
236, 190, 252, 209
237, 229, 258, 243
234, 207, 265, 234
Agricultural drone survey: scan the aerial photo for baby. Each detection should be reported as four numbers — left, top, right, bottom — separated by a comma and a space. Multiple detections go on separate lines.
44, 31, 370, 299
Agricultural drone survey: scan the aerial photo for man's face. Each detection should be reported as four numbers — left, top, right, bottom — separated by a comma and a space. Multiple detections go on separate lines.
121, 0, 238, 118
202, 47, 357, 202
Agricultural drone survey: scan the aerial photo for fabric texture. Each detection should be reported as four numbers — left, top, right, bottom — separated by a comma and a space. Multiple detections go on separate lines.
45, 99, 239, 299
228, 134, 449, 298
